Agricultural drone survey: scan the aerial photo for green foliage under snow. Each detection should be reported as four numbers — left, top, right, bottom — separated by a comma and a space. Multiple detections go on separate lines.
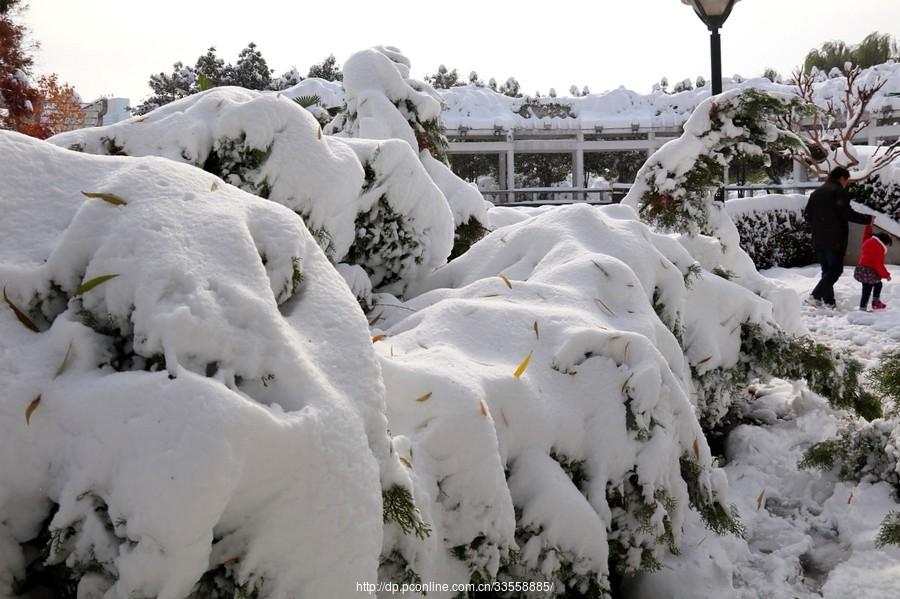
731, 207, 815, 269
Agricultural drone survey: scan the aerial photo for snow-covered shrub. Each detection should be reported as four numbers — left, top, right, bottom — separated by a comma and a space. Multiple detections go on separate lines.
327, 45, 491, 257
370, 204, 764, 596
848, 172, 900, 220
801, 348, 900, 547
877, 511, 900, 547
694, 323, 875, 428
49, 87, 455, 295
871, 348, 900, 416
622, 88, 804, 235
726, 195, 814, 269
0, 131, 423, 597
800, 418, 898, 485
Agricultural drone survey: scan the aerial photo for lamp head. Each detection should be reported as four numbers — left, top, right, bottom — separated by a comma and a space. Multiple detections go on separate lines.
681, 0, 740, 29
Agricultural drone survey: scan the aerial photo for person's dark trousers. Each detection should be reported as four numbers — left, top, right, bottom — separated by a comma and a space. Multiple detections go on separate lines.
860, 281, 884, 308
811, 248, 844, 306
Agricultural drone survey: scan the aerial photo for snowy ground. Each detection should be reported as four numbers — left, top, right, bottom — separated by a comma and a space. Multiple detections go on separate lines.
765, 265, 900, 369
637, 266, 900, 599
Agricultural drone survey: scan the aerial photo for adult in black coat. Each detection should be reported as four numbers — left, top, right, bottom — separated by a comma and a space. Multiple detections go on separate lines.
805, 166, 873, 307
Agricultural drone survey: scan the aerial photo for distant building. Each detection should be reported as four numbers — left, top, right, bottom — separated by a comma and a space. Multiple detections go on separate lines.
82, 97, 130, 127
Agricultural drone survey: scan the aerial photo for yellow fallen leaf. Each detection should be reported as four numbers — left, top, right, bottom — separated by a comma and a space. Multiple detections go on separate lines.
81, 191, 127, 206
25, 396, 41, 425
415, 392, 432, 403
533, 321, 540, 340
399, 456, 412, 468
499, 274, 512, 289
756, 489, 765, 511
372, 334, 386, 343
513, 350, 533, 378
479, 400, 488, 417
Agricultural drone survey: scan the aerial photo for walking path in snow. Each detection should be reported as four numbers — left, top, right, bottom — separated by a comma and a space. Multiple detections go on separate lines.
764, 265, 900, 368
720, 266, 900, 598
646, 266, 900, 598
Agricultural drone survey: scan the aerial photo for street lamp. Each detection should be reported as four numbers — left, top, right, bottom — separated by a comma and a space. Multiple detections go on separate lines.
681, 0, 740, 96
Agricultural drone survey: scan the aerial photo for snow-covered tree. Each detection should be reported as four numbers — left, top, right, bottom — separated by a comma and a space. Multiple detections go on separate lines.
549, 87, 557, 98
227, 42, 271, 90
269, 66, 304, 91
804, 32, 899, 73
424, 64, 460, 89
499, 76, 522, 97
762, 67, 781, 83
132, 61, 197, 116
673, 78, 693, 93
194, 46, 227, 88
468, 70, 481, 86
488, 77, 498, 91
780, 64, 900, 180
582, 85, 590, 96
306, 54, 343, 81
695, 75, 706, 88
0, 0, 43, 135
569, 84, 580, 97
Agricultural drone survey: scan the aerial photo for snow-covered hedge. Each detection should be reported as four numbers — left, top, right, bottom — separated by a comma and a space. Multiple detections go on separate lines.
368, 204, 796, 595
49, 86, 455, 297
848, 171, 900, 220
725, 194, 814, 269
0, 131, 424, 597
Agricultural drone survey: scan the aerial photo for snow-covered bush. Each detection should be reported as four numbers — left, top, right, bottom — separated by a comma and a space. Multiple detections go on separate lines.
49, 86, 454, 296
369, 204, 777, 596
848, 172, 900, 220
0, 131, 424, 597
725, 195, 814, 269
327, 45, 491, 257
622, 88, 803, 236
801, 347, 900, 547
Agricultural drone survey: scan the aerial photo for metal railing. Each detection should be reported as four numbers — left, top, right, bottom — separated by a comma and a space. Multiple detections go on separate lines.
721, 182, 820, 198
481, 184, 633, 205
480, 182, 824, 206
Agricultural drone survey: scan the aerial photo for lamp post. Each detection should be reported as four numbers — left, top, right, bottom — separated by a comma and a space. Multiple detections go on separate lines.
681, 0, 740, 95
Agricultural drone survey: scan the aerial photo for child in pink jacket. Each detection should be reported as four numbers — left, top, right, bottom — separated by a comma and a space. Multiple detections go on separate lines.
854, 222, 893, 311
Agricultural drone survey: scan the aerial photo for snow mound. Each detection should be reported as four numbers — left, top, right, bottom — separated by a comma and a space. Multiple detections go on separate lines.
279, 77, 344, 109
369, 204, 768, 593
0, 131, 393, 597
49, 86, 454, 294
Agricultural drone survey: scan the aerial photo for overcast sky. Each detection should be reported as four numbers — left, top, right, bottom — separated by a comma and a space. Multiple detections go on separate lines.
22, 0, 900, 104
